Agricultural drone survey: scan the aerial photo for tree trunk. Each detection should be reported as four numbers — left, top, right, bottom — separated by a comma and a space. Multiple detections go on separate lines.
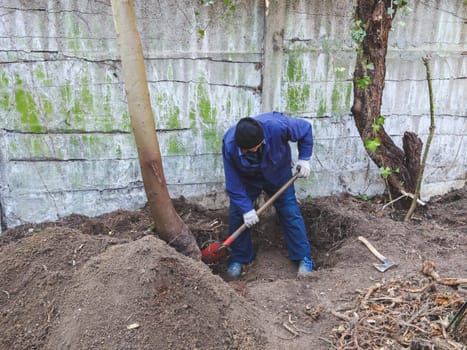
111, 0, 201, 259
351, 0, 422, 202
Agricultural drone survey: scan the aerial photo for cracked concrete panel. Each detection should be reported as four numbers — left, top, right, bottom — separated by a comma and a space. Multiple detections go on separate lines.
162, 154, 225, 186
0, 61, 129, 133
1, 151, 227, 227
135, 0, 264, 56
0, 0, 465, 230
4, 133, 136, 161
284, 0, 354, 47
4, 159, 142, 194
384, 115, 467, 138
3, 186, 147, 228
425, 135, 466, 167
146, 59, 261, 90
0, 1, 117, 59
312, 137, 373, 171
295, 166, 384, 199
389, 0, 465, 49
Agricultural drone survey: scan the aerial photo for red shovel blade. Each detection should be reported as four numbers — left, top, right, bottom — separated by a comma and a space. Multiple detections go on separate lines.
201, 242, 228, 263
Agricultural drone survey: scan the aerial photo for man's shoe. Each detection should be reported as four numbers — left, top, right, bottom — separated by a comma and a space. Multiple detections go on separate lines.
226, 262, 243, 280
297, 257, 313, 275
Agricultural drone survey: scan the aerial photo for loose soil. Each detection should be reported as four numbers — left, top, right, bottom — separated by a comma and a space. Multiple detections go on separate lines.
1, 186, 466, 349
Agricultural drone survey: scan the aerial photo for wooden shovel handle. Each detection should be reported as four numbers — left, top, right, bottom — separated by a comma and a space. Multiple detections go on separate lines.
358, 236, 386, 262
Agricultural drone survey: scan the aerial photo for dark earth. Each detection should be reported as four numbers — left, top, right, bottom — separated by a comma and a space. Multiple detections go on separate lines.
1, 186, 466, 349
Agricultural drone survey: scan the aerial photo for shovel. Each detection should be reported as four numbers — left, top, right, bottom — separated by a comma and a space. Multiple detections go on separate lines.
201, 169, 301, 263
358, 236, 398, 272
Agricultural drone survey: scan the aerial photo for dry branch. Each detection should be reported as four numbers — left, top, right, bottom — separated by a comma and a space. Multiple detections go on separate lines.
422, 260, 467, 286
330, 270, 466, 349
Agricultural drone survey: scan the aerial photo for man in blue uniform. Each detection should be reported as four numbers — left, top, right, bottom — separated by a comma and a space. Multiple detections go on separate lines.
222, 112, 314, 280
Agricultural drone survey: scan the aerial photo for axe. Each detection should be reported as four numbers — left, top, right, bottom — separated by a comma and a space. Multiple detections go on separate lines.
358, 236, 398, 272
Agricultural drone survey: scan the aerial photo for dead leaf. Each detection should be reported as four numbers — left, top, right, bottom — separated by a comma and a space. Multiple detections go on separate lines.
371, 303, 385, 312
435, 295, 450, 306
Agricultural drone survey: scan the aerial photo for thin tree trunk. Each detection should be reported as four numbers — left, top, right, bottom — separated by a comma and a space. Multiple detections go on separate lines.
351, 0, 422, 202
405, 56, 436, 221
111, 0, 200, 259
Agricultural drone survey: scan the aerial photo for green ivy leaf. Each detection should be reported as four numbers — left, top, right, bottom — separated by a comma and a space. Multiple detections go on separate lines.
351, 20, 366, 43
379, 166, 392, 179
356, 75, 371, 89
365, 137, 381, 153
372, 123, 381, 132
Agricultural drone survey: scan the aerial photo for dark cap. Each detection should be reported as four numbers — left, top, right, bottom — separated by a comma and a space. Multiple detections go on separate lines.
234, 117, 265, 149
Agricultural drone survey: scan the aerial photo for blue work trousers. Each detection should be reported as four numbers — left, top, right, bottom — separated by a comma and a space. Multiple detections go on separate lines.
228, 179, 311, 263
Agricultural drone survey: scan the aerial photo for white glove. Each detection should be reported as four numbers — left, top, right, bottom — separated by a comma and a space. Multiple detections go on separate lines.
294, 159, 311, 178
243, 209, 259, 228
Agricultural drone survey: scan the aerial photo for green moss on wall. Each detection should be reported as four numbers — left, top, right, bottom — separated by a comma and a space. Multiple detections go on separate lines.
115, 144, 122, 159
81, 78, 94, 108
69, 135, 80, 150
167, 135, 186, 155
331, 85, 341, 113
246, 98, 252, 117
331, 83, 353, 114
154, 93, 181, 129
67, 20, 81, 53
82, 134, 103, 153
197, 82, 217, 125
10, 142, 17, 153
0, 71, 9, 109
42, 98, 54, 117
287, 55, 303, 82
33, 67, 52, 86
59, 78, 109, 131
15, 89, 44, 133
30, 138, 49, 157
1, 71, 10, 88
193, 81, 222, 152
315, 90, 326, 117
285, 55, 310, 113
287, 85, 310, 113
203, 128, 222, 151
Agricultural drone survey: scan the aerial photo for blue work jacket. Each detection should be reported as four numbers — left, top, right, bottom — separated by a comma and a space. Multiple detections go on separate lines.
222, 112, 313, 214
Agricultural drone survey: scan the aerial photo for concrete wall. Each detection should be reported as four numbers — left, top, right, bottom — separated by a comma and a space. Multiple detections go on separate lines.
0, 0, 465, 230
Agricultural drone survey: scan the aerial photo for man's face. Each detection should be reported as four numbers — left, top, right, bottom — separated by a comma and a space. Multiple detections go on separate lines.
241, 140, 264, 154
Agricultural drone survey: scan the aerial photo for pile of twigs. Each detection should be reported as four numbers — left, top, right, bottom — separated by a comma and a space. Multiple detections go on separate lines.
331, 271, 466, 349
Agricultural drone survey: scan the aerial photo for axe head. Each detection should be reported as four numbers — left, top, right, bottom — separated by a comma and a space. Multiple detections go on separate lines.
374, 258, 398, 272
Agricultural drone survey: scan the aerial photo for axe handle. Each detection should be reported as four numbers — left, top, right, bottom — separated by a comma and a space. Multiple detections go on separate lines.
358, 236, 386, 262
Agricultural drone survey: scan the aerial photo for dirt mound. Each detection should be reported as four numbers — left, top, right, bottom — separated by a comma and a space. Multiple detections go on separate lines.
0, 229, 266, 350
1, 186, 466, 349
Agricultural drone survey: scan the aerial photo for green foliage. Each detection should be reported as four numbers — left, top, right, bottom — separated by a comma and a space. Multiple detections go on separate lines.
195, 0, 237, 39
351, 20, 366, 44
393, 0, 409, 7
365, 137, 381, 153
366, 62, 375, 71
371, 116, 385, 132
379, 166, 392, 179
356, 75, 371, 89
355, 194, 375, 201
388, 0, 411, 16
